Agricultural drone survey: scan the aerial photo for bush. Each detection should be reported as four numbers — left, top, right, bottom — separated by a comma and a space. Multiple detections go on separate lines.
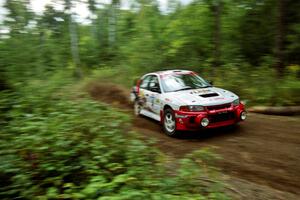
0, 75, 228, 199
210, 64, 300, 106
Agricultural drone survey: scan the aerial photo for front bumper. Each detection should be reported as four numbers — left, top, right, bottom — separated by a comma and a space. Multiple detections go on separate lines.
174, 103, 246, 131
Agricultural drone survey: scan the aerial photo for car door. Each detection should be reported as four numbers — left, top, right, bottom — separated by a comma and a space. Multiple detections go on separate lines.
138, 75, 152, 111
147, 75, 162, 115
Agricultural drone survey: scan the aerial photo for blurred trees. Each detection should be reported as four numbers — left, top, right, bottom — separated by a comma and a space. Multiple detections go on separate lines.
1, 0, 300, 73
0, 0, 299, 102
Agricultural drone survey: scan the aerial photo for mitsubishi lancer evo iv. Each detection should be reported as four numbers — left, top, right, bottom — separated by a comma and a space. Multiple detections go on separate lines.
130, 70, 246, 136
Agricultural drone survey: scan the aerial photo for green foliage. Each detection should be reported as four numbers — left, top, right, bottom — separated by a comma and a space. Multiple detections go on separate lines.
0, 74, 228, 199
212, 64, 300, 106
1, 0, 299, 105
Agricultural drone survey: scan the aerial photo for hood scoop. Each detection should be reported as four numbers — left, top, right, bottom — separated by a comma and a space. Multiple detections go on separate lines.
199, 93, 219, 98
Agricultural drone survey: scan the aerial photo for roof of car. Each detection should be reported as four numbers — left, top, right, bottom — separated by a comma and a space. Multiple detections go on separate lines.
152, 69, 193, 76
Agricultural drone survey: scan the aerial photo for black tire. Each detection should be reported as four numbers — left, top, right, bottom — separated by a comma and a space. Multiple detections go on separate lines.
163, 108, 178, 137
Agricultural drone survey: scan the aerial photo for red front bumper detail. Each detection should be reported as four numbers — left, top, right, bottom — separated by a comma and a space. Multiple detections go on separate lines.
174, 103, 245, 131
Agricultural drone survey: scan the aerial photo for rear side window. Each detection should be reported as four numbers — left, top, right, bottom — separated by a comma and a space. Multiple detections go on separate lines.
140, 75, 152, 89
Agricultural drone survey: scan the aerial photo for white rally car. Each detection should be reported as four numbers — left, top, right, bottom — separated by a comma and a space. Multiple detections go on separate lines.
130, 70, 246, 136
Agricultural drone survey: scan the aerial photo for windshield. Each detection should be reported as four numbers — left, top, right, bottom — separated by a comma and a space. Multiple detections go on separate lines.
161, 73, 211, 93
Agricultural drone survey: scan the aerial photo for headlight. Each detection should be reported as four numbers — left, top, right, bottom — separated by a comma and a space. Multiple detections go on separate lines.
232, 99, 240, 106
201, 118, 209, 127
180, 105, 204, 112
240, 111, 247, 120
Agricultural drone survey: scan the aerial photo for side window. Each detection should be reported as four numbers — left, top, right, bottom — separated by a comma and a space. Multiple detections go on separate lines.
140, 75, 152, 89
149, 76, 161, 93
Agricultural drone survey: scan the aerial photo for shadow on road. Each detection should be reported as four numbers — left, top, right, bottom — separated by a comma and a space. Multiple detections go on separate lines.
176, 125, 243, 141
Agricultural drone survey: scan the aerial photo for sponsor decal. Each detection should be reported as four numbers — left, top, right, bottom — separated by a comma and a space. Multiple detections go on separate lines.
138, 90, 147, 106
150, 95, 155, 107
139, 90, 145, 97
160, 71, 191, 79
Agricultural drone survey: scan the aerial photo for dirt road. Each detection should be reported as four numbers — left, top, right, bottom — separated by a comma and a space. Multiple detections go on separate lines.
86, 82, 300, 199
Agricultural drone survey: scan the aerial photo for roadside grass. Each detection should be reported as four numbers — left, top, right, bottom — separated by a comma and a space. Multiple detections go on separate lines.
0, 70, 230, 199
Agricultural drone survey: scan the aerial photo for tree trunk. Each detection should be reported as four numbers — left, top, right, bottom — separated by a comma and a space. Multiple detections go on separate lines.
275, 0, 285, 77
248, 106, 300, 116
108, 1, 120, 49
68, 14, 82, 78
212, 0, 222, 67
108, 5, 118, 48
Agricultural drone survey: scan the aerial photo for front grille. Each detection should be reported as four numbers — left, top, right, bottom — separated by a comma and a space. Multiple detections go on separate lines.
206, 103, 232, 111
209, 112, 235, 123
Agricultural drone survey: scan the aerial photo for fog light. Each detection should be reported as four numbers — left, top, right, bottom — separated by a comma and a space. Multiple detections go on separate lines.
240, 111, 247, 120
201, 118, 209, 127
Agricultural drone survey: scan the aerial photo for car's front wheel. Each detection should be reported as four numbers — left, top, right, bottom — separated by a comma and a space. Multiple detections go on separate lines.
163, 108, 178, 136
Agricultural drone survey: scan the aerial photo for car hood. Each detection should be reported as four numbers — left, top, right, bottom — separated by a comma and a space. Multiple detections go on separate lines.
166, 87, 238, 106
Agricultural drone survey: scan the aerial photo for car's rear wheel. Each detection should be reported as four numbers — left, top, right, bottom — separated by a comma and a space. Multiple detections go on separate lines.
163, 108, 178, 136
134, 100, 141, 116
